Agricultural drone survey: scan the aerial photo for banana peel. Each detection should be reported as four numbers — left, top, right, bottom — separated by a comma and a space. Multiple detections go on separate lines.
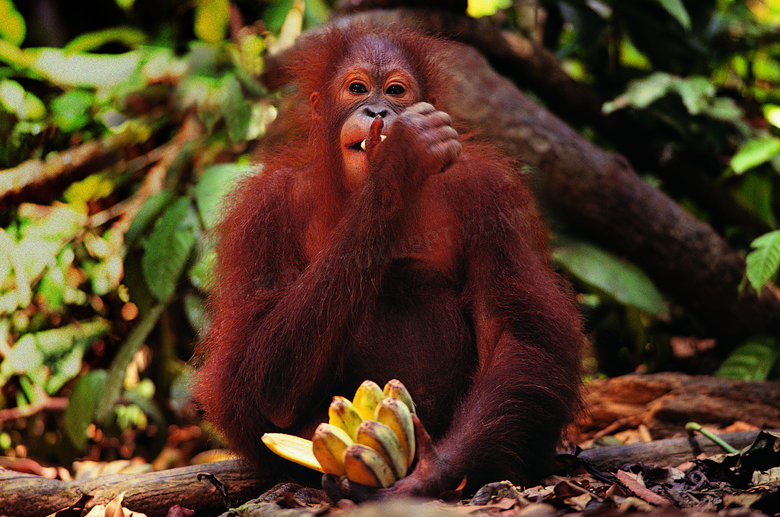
344, 443, 396, 488
356, 419, 407, 478
261, 433, 324, 473
353, 380, 385, 420
375, 396, 415, 469
312, 423, 353, 476
262, 378, 417, 487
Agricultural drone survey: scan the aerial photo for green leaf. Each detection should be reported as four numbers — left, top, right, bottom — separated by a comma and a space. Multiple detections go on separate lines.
263, 0, 294, 32
179, 75, 219, 130
0, 318, 108, 394
625, 72, 674, 108
195, 163, 253, 229
303, 0, 331, 26
24, 93, 46, 120
467, 0, 512, 18
655, 0, 691, 29
124, 382, 165, 429
734, 171, 775, 227
745, 230, 780, 294
0, 80, 45, 120
603, 72, 673, 113
716, 337, 780, 380
21, 205, 87, 244
0, 80, 20, 115
114, 404, 148, 431
125, 189, 176, 247
51, 90, 94, 132
765, 104, 780, 129
674, 76, 715, 115
64, 370, 108, 449
89, 256, 123, 296
195, 0, 229, 43
31, 49, 140, 88
554, 241, 668, 316
64, 27, 146, 53
142, 197, 199, 302
17, 375, 47, 406
35, 317, 109, 357
0, 0, 26, 46
0, 335, 44, 377
705, 97, 741, 121
170, 365, 195, 415
189, 245, 215, 293
95, 303, 166, 424
63, 172, 116, 204
731, 137, 780, 175
183, 290, 210, 335
13, 204, 87, 290
47, 346, 86, 395
214, 75, 251, 143
123, 253, 154, 316
753, 48, 780, 83
619, 37, 651, 70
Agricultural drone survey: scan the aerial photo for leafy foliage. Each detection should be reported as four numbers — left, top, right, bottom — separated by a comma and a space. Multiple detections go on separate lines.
1, 0, 780, 469
745, 230, 780, 294
537, 0, 780, 377
0, 0, 316, 465
0, 0, 24, 46
141, 197, 199, 303
731, 137, 780, 175
468, 0, 513, 18
553, 241, 668, 317
715, 336, 780, 380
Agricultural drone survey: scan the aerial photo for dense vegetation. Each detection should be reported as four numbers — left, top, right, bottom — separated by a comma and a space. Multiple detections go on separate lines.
1, 0, 779, 469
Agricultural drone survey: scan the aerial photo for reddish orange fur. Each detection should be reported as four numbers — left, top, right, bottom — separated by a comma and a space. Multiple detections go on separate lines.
195, 25, 583, 496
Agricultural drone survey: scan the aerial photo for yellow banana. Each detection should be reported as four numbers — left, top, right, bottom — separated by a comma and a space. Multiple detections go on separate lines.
343, 443, 396, 488
355, 419, 407, 479
311, 423, 353, 476
352, 380, 385, 421
264, 380, 419, 484
261, 433, 324, 473
328, 396, 363, 440
383, 379, 416, 415
375, 397, 415, 469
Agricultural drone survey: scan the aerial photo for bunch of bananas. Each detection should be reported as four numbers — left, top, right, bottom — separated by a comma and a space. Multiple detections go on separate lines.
262, 379, 417, 488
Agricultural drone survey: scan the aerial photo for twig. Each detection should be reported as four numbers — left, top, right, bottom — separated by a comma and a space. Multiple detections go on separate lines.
685, 422, 740, 454
0, 397, 69, 423
0, 129, 143, 209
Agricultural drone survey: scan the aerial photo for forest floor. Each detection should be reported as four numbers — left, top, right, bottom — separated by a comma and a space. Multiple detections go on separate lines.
1, 372, 779, 517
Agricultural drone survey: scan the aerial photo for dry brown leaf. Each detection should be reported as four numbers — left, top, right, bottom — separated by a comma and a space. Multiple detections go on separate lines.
83, 492, 148, 517
616, 470, 671, 507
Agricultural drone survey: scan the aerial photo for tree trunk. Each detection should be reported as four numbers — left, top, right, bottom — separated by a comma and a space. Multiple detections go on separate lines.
435, 34, 780, 345
263, 10, 780, 347
0, 459, 271, 517
573, 372, 780, 441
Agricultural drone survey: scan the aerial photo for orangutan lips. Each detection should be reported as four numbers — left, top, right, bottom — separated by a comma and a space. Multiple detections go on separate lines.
360, 134, 387, 151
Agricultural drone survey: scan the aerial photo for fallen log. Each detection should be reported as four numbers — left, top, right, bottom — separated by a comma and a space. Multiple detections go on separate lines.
0, 458, 271, 517
574, 372, 780, 441
578, 430, 766, 472
1, 427, 772, 516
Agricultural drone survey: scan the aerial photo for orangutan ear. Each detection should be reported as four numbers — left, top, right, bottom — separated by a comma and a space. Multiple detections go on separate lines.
310, 92, 322, 121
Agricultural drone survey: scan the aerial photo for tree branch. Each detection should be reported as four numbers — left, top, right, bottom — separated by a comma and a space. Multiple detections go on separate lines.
0, 459, 272, 517
262, 12, 780, 346
319, 9, 771, 236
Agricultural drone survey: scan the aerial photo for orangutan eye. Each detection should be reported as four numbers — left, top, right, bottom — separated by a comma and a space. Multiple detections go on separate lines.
349, 82, 368, 94
386, 84, 405, 95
